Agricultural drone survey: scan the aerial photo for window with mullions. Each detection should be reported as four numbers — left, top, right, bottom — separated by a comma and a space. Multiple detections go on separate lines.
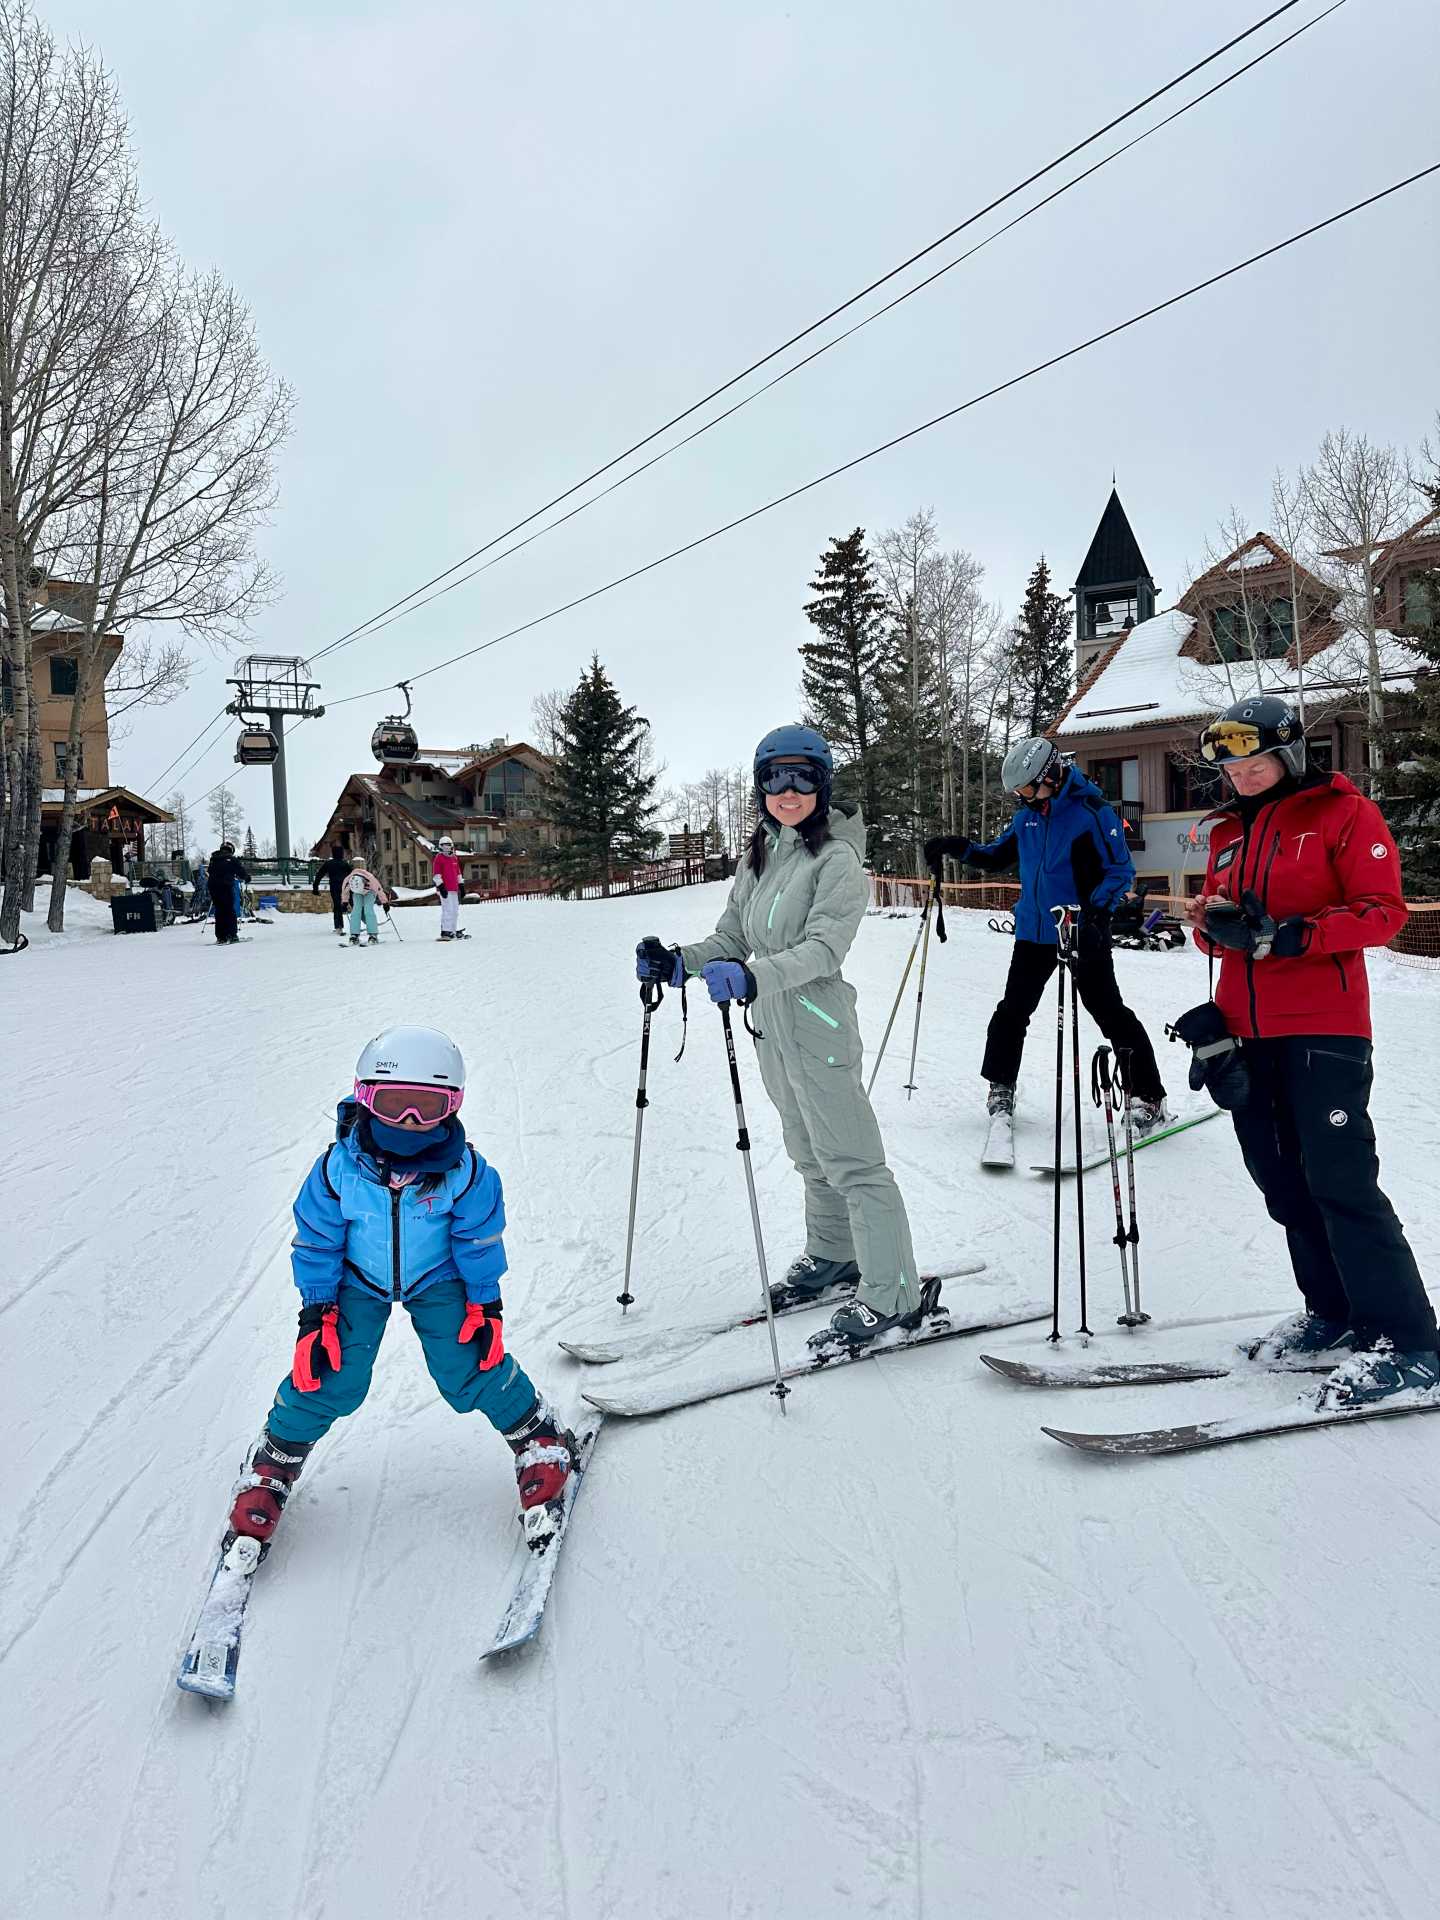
53, 739, 85, 782
1212, 599, 1293, 662
1167, 754, 1224, 812
1402, 574, 1437, 629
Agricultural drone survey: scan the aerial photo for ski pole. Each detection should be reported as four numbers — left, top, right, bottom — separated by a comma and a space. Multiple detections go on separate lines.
1117, 1048, 1149, 1323
1065, 911, 1091, 1337
901, 883, 937, 1098
617, 977, 663, 1312
1049, 905, 1067, 1343
866, 891, 930, 1096
717, 1000, 789, 1411
384, 902, 403, 941
1091, 1047, 1139, 1326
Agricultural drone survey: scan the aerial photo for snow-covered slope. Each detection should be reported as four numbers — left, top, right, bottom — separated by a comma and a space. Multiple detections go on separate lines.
3, 892, 1437, 1918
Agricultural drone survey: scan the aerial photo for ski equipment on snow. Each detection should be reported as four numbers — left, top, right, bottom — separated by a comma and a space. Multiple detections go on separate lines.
482, 1417, 603, 1658
557, 1258, 989, 1365
1042, 1391, 1440, 1456
582, 1300, 1052, 1418
617, 972, 664, 1312
716, 999, 789, 1411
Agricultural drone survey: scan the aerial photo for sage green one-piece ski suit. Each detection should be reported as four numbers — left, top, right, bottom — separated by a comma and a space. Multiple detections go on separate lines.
679, 805, 919, 1317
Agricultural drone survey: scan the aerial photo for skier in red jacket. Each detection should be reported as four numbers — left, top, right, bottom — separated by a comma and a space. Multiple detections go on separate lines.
433, 835, 464, 941
1186, 696, 1437, 1409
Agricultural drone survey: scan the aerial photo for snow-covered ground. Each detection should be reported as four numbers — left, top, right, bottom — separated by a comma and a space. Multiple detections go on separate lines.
3, 886, 1438, 1920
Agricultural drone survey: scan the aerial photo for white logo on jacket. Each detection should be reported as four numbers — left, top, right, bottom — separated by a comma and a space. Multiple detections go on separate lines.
1293, 832, 1316, 857
1329, 1109, 1348, 1127
1370, 843, 1388, 859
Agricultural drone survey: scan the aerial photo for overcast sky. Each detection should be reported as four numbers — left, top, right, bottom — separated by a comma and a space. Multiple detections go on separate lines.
61, 0, 1439, 850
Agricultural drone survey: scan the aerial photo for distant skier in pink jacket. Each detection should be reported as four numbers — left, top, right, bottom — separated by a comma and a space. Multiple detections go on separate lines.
341, 858, 391, 946
433, 836, 464, 940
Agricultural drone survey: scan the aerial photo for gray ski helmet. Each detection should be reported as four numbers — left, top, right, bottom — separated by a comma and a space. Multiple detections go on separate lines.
1198, 696, 1306, 779
1001, 736, 1062, 796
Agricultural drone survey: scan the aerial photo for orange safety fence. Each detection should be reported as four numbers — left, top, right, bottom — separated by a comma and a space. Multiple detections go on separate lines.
869, 876, 1440, 968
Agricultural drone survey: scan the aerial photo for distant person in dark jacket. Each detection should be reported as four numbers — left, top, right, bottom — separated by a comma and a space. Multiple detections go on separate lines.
925, 737, 1166, 1132
313, 843, 349, 932
209, 842, 249, 945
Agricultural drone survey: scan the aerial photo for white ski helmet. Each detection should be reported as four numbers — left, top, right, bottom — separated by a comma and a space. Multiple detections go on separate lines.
1001, 736, 1062, 796
355, 1025, 466, 1092
437, 835, 454, 852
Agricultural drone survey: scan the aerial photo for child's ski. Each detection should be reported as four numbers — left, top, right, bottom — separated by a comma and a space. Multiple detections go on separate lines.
176, 1534, 264, 1701
482, 1416, 603, 1658
558, 1259, 987, 1366
582, 1302, 1051, 1419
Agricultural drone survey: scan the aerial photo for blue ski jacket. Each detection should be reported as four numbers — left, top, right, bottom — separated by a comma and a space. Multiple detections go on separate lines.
963, 767, 1135, 946
289, 1103, 507, 1308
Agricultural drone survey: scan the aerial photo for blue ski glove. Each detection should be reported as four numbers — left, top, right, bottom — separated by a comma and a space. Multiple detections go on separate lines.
701, 959, 757, 1005
636, 936, 685, 986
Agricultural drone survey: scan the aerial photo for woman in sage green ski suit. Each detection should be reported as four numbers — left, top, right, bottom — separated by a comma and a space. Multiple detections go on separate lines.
652, 726, 920, 1332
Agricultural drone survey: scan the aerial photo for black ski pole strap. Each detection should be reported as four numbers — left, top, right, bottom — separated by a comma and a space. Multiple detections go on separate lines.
931, 877, 947, 945
742, 995, 764, 1043
1091, 1045, 1112, 1106
673, 977, 688, 1062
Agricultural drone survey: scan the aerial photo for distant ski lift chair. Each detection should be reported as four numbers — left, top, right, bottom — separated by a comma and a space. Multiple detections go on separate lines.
371, 680, 419, 764
235, 725, 279, 767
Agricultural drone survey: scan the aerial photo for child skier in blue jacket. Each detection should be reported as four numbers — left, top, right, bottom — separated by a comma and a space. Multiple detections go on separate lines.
224, 1025, 577, 1554
926, 738, 1167, 1128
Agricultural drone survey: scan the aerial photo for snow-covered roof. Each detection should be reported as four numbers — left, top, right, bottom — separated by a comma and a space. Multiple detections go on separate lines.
41, 787, 106, 803
1057, 607, 1417, 738
31, 607, 86, 634
1227, 542, 1273, 572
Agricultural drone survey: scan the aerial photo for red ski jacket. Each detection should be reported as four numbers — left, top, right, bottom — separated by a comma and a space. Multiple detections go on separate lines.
1192, 772, 1406, 1040
432, 852, 462, 894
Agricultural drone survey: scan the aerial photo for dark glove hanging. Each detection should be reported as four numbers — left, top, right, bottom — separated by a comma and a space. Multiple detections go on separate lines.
636, 935, 685, 986
1167, 1002, 1251, 1111
1076, 907, 1112, 960
1203, 889, 1309, 961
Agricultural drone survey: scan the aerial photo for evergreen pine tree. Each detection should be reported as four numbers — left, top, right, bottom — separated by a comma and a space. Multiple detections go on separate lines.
1005, 556, 1073, 737
800, 529, 889, 838
543, 656, 660, 896
243, 825, 258, 862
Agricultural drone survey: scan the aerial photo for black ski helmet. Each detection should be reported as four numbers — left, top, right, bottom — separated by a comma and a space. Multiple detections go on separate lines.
1198, 696, 1306, 780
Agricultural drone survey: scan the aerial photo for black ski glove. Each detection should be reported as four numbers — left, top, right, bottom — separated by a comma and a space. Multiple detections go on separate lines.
1167, 1002, 1251, 1111
923, 834, 970, 879
1203, 889, 1309, 961
636, 935, 685, 986
1076, 907, 1112, 960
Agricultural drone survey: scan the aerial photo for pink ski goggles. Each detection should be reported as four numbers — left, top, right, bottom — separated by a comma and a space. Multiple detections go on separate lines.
354, 1079, 464, 1126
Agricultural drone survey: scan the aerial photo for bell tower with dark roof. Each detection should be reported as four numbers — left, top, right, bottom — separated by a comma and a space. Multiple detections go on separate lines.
1073, 488, 1157, 676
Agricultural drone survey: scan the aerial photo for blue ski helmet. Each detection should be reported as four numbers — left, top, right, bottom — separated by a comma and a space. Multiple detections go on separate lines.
754, 724, 833, 810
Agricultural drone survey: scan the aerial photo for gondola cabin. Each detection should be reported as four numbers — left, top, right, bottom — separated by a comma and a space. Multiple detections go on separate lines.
235, 725, 279, 767
371, 717, 419, 764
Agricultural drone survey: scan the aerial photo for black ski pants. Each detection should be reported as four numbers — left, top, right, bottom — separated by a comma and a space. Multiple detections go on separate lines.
212, 890, 239, 944
328, 881, 344, 932
981, 937, 1164, 1102
1229, 1036, 1436, 1352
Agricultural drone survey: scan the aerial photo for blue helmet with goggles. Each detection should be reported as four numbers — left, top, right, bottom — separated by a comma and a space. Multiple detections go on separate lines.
753, 724, 833, 808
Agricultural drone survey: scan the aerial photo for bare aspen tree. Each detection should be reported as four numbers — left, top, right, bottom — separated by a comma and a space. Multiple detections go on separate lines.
207, 782, 242, 845
1303, 428, 1418, 783
0, 4, 155, 941
876, 509, 937, 872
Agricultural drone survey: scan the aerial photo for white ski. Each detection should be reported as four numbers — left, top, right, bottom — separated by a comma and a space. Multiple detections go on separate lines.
482, 1416, 602, 1658
981, 1111, 1015, 1168
558, 1258, 988, 1366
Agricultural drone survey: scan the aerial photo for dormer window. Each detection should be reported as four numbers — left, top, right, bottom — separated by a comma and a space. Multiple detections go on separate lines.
1212, 598, 1292, 662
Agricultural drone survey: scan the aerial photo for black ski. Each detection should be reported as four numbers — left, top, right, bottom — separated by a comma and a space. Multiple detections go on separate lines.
979, 1353, 1336, 1390
1043, 1391, 1440, 1456
582, 1300, 1051, 1418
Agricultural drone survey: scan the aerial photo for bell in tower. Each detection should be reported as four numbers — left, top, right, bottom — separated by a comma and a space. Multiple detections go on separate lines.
1073, 488, 1157, 676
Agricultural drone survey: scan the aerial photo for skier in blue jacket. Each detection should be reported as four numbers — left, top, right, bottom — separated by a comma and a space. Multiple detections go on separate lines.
220, 1026, 578, 1556
925, 737, 1167, 1129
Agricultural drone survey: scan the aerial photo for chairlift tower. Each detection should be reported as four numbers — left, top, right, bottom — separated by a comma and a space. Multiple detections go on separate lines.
226, 655, 325, 882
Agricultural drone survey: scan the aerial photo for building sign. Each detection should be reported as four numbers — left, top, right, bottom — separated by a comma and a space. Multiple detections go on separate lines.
1169, 812, 1214, 875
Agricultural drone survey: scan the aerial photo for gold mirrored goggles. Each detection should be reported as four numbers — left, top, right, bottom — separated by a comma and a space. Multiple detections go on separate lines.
1198, 719, 1265, 764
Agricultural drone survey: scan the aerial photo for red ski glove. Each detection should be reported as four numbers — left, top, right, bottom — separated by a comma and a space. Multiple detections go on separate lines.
292, 1303, 341, 1392
458, 1299, 505, 1369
